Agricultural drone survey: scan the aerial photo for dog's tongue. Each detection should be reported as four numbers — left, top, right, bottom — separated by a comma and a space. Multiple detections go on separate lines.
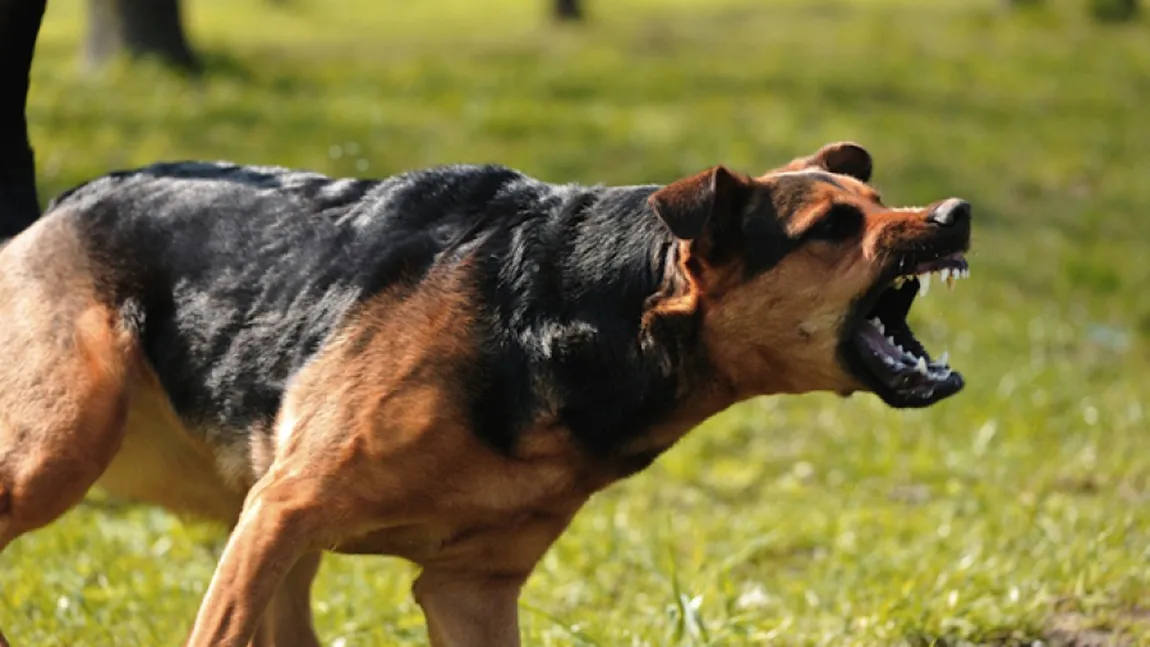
854, 322, 908, 385
856, 323, 894, 355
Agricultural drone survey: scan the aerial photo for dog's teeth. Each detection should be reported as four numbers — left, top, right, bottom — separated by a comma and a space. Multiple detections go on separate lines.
937, 351, 949, 366
887, 335, 896, 346
915, 357, 928, 375
963, 268, 970, 279
940, 268, 950, 282
919, 273, 931, 296
875, 319, 885, 334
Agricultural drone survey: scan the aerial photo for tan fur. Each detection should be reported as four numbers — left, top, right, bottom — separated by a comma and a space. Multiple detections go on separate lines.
95, 367, 246, 524
0, 216, 133, 548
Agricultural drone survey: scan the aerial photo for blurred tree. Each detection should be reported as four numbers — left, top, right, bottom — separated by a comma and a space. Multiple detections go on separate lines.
0, 0, 47, 238
1004, 0, 1138, 21
1091, 0, 1138, 20
554, 0, 583, 21
86, 0, 200, 73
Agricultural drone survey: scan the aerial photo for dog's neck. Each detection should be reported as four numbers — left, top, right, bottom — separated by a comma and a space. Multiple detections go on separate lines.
537, 185, 739, 459
467, 178, 744, 464
622, 235, 748, 458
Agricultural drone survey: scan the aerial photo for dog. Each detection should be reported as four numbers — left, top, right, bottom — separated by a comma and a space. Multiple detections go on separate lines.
0, 142, 970, 646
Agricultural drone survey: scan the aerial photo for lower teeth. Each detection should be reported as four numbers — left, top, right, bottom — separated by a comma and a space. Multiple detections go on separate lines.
865, 320, 952, 381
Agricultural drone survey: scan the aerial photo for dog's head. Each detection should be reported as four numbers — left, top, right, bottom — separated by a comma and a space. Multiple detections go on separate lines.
649, 142, 971, 408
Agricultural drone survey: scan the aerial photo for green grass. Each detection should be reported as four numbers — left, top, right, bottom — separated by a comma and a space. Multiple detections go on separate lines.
3, 0, 1149, 644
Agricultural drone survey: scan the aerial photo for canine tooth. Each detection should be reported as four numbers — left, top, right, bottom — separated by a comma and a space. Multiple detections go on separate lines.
940, 268, 950, 282
887, 336, 896, 346
875, 320, 885, 334
938, 351, 949, 366
915, 357, 928, 375
919, 273, 931, 296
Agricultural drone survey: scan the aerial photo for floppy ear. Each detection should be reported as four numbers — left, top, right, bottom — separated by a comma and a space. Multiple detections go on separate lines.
786, 141, 873, 182
648, 166, 747, 240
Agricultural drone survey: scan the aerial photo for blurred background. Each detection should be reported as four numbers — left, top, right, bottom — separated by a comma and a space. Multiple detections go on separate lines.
2, 0, 1149, 645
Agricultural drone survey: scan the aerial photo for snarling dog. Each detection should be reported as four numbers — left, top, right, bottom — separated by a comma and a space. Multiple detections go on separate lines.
0, 143, 970, 646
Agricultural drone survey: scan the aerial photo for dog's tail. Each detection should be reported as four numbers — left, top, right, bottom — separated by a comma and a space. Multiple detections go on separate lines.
0, 0, 48, 241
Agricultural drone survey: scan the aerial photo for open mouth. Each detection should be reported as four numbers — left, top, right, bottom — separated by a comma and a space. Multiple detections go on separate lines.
844, 252, 970, 408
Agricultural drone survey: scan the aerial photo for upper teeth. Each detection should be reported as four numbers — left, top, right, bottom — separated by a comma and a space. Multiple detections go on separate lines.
891, 265, 970, 295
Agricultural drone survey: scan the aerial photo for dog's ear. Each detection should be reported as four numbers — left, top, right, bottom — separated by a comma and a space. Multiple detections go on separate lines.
785, 142, 873, 183
649, 166, 749, 241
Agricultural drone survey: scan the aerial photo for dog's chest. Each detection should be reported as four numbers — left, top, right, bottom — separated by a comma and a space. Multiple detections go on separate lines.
327, 443, 617, 567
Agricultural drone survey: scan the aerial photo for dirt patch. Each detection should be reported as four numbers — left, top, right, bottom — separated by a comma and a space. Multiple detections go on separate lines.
1045, 609, 1150, 647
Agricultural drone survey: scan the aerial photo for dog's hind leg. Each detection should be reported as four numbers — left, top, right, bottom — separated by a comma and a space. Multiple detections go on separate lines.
0, 219, 134, 554
0, 222, 135, 646
251, 551, 323, 647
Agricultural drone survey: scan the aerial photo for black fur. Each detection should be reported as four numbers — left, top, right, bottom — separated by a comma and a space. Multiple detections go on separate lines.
0, 0, 47, 238
49, 162, 709, 456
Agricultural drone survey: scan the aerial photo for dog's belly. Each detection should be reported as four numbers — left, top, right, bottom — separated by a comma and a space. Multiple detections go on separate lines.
95, 368, 246, 524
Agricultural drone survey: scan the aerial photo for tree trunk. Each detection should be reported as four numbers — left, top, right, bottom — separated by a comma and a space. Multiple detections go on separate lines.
86, 0, 200, 73
554, 0, 583, 21
0, 0, 47, 238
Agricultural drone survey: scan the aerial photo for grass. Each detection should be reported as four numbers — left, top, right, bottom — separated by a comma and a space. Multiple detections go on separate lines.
3, 0, 1149, 644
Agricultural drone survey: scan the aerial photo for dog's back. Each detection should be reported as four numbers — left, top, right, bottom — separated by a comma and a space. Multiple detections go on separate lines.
43, 162, 525, 439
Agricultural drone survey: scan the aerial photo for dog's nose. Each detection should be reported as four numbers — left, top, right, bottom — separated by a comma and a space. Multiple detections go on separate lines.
927, 198, 971, 227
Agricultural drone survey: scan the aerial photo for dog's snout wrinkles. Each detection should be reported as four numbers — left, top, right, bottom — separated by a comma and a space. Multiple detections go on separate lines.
927, 198, 971, 227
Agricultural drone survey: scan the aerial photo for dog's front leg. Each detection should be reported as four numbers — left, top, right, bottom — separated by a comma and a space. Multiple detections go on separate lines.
413, 569, 528, 647
411, 509, 577, 647
185, 472, 329, 647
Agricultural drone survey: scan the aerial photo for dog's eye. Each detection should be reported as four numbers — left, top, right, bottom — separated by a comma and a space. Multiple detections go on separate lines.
807, 204, 863, 241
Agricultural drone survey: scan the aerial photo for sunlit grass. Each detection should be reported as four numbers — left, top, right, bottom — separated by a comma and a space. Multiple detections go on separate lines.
2, 0, 1148, 644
